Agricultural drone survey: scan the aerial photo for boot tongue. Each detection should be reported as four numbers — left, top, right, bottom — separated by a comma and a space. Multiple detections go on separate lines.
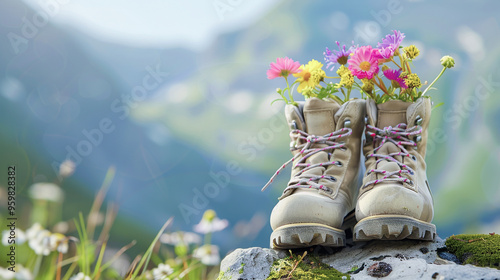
297, 98, 340, 184
376, 143, 403, 174
376, 100, 411, 128
374, 100, 412, 178
303, 98, 341, 136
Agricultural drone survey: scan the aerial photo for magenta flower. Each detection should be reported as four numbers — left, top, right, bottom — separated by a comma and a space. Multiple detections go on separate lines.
376, 30, 405, 59
324, 41, 356, 70
383, 68, 407, 88
347, 46, 379, 80
267, 57, 301, 79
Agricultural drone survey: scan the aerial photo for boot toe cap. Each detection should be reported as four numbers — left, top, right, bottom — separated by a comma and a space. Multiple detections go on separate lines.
356, 183, 433, 222
270, 189, 350, 230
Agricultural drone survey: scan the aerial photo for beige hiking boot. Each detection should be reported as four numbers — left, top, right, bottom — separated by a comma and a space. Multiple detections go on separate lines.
263, 97, 366, 249
354, 98, 436, 241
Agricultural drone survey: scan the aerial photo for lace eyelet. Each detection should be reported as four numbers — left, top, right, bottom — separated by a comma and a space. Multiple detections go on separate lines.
289, 120, 297, 130
335, 161, 343, 167
344, 119, 351, 128
411, 155, 417, 161
415, 116, 423, 126
329, 176, 337, 182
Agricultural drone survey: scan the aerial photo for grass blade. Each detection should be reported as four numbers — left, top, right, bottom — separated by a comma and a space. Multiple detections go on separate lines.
129, 217, 173, 279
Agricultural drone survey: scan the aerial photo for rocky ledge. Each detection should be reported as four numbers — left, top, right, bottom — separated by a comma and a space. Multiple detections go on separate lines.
218, 236, 500, 280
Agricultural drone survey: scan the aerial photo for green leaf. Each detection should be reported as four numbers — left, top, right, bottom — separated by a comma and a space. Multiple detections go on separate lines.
432, 102, 445, 110
130, 217, 173, 279
270, 98, 284, 105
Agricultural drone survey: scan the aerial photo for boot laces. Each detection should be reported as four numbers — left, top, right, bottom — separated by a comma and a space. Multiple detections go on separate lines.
363, 123, 421, 188
261, 127, 352, 193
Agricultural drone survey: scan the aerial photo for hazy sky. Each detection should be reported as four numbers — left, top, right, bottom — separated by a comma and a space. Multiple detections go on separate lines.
22, 0, 281, 50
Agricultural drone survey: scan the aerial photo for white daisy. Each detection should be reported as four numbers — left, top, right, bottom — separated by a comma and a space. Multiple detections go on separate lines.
193, 210, 228, 234
152, 263, 174, 280
193, 245, 220, 266
1, 228, 26, 246
28, 183, 64, 202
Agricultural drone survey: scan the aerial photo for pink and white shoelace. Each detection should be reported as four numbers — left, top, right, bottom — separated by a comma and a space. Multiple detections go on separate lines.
363, 123, 422, 188
262, 127, 352, 194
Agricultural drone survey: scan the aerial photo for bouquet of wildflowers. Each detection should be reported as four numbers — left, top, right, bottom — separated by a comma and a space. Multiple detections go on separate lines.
267, 30, 454, 105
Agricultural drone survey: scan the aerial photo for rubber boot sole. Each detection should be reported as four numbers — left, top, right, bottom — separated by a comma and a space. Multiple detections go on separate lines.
270, 223, 345, 249
353, 215, 436, 242
270, 212, 356, 249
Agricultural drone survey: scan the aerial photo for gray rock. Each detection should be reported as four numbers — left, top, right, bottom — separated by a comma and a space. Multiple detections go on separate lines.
219, 237, 500, 280
219, 247, 286, 280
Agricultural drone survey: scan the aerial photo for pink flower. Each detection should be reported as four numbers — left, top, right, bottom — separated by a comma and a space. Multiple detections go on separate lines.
373, 48, 393, 61
267, 57, 301, 79
347, 46, 379, 80
383, 68, 407, 89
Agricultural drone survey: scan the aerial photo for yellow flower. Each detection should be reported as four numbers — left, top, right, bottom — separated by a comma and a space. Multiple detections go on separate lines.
404, 45, 420, 59
336, 65, 350, 77
293, 60, 325, 93
339, 73, 354, 88
300, 86, 317, 98
361, 78, 374, 93
404, 73, 421, 88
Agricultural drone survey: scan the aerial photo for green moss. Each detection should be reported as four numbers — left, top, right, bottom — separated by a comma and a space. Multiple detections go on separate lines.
445, 234, 500, 269
239, 262, 245, 274
266, 251, 350, 280
216, 267, 231, 280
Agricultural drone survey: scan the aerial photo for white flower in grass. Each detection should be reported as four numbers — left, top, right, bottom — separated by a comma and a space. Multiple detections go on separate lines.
69, 272, 91, 280
0, 265, 33, 280
152, 263, 174, 280
26, 224, 52, 256
193, 210, 228, 234
25, 223, 43, 240
193, 244, 220, 266
49, 233, 69, 254
160, 231, 201, 245
25, 223, 70, 255
2, 228, 26, 246
14, 266, 33, 280
28, 182, 64, 202
0, 267, 14, 280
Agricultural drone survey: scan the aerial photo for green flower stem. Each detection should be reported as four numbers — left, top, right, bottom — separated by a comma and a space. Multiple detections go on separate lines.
406, 61, 412, 74
374, 75, 389, 96
204, 232, 212, 246
340, 88, 347, 100
391, 57, 403, 70
330, 95, 344, 105
285, 77, 295, 104
422, 66, 447, 96
33, 254, 43, 278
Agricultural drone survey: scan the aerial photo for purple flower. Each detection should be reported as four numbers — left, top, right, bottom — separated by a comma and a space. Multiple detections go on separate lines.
376, 30, 405, 59
383, 68, 407, 89
378, 30, 405, 50
324, 41, 356, 71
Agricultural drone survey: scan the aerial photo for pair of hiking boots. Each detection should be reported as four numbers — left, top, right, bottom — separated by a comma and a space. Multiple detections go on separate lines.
266, 97, 435, 249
